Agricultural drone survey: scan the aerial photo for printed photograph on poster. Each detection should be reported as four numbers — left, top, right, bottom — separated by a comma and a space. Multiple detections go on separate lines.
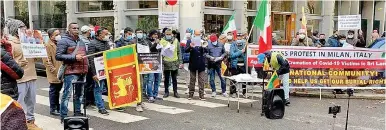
94, 56, 106, 80
138, 53, 162, 74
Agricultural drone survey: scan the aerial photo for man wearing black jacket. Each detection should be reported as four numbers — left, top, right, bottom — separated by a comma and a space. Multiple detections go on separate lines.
87, 27, 110, 115
258, 51, 290, 105
146, 30, 163, 103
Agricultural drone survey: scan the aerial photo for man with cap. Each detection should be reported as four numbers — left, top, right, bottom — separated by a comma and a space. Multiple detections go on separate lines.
291, 29, 313, 46
346, 30, 365, 47
257, 51, 290, 105
229, 33, 247, 98
206, 34, 227, 97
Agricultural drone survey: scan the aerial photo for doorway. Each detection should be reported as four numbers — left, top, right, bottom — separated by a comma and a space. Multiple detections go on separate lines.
271, 12, 296, 46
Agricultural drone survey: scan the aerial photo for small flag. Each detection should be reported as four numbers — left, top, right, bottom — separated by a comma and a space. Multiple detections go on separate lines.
266, 71, 280, 89
222, 12, 237, 40
221, 61, 227, 76
263, 58, 270, 71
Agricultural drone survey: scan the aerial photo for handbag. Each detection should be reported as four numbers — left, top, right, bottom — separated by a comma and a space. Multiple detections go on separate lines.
57, 41, 80, 81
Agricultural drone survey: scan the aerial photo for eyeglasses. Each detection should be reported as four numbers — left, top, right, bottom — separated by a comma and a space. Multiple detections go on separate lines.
72, 27, 79, 29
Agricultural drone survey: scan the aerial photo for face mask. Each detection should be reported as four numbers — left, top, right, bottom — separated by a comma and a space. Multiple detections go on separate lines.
319, 39, 325, 42
227, 35, 233, 40
212, 41, 217, 45
54, 35, 61, 41
194, 35, 201, 39
166, 35, 172, 40
185, 33, 191, 38
136, 33, 143, 39
339, 40, 346, 43
90, 31, 95, 38
347, 34, 354, 38
334, 34, 338, 37
299, 34, 306, 39
126, 35, 133, 41
236, 40, 243, 43
103, 36, 110, 41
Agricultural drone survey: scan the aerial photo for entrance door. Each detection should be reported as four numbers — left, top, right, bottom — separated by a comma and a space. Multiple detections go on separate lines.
271, 12, 296, 46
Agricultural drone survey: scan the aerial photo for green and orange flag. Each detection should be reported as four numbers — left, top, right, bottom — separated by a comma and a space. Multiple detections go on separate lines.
103, 45, 141, 109
266, 71, 280, 89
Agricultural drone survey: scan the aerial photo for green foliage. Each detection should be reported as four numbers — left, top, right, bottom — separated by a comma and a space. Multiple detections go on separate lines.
137, 15, 159, 33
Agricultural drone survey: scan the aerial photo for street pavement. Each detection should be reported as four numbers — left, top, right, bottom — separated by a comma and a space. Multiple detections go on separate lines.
32, 75, 386, 130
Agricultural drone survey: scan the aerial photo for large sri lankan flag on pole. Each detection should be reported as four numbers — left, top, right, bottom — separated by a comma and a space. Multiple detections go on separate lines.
254, 0, 272, 54
103, 45, 141, 109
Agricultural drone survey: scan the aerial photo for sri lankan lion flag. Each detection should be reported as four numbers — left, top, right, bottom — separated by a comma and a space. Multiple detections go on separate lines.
104, 45, 141, 109
266, 71, 280, 90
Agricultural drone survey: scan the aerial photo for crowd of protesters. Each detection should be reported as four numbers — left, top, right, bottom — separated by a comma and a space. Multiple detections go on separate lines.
1, 15, 385, 130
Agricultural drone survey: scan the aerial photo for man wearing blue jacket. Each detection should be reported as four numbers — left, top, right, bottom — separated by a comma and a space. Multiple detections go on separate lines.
229, 33, 247, 98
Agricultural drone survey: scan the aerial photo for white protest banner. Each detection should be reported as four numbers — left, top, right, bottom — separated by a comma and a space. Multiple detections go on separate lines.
94, 57, 106, 80
158, 12, 179, 28
21, 43, 48, 58
338, 15, 361, 30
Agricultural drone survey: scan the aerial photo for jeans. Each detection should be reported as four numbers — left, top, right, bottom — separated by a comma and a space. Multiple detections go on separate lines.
94, 79, 107, 110
146, 73, 161, 98
279, 73, 290, 100
49, 83, 63, 112
17, 80, 37, 121
60, 75, 84, 119
164, 70, 178, 94
209, 66, 226, 93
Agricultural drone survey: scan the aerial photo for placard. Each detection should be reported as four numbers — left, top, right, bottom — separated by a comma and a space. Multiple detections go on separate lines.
94, 57, 106, 80
338, 15, 361, 30
138, 53, 162, 74
21, 43, 48, 58
247, 45, 386, 88
158, 12, 179, 28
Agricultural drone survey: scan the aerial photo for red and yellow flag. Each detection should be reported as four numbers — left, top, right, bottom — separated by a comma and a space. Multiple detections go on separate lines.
104, 45, 141, 109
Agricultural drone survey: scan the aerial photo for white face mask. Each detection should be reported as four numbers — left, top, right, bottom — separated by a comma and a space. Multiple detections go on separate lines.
339, 40, 346, 43
54, 35, 61, 41
227, 35, 233, 40
299, 34, 306, 39
347, 34, 354, 38
212, 41, 218, 45
103, 36, 110, 41
185, 33, 191, 38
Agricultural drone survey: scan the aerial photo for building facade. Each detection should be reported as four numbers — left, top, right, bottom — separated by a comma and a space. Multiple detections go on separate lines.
2, 0, 385, 45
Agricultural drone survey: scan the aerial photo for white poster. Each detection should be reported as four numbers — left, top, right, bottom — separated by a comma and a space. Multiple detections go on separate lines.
94, 57, 106, 80
338, 15, 361, 30
21, 43, 48, 58
158, 12, 179, 28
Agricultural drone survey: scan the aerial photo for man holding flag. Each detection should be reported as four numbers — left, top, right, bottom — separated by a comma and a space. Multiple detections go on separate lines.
257, 51, 290, 105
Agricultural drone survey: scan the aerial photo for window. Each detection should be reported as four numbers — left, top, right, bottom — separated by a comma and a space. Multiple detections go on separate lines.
127, 0, 158, 9
205, 0, 231, 8
271, 1, 293, 12
247, 0, 257, 10
247, 16, 255, 43
14, 1, 29, 27
307, 0, 322, 15
333, 0, 341, 16
79, 16, 115, 35
78, 1, 114, 12
37, 1, 67, 30
204, 14, 231, 34
137, 15, 159, 32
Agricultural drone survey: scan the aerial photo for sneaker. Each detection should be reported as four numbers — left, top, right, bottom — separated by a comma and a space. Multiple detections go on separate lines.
98, 109, 109, 115
50, 111, 60, 116
163, 93, 169, 98
188, 97, 192, 100
222, 93, 228, 97
211, 92, 217, 97
285, 99, 290, 106
148, 97, 155, 103
27, 121, 43, 130
199, 97, 206, 101
116, 107, 125, 112
173, 93, 180, 98
136, 105, 144, 112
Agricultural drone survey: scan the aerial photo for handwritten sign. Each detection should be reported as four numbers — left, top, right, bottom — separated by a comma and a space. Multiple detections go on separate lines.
138, 53, 162, 74
94, 57, 106, 80
21, 43, 47, 58
338, 15, 361, 30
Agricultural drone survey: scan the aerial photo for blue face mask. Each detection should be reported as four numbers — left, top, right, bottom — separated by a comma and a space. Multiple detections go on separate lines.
236, 40, 243, 43
136, 33, 143, 39
127, 35, 133, 40
166, 36, 172, 40
90, 31, 95, 38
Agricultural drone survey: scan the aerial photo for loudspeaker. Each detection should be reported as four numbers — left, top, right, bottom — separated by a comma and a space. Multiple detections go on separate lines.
64, 116, 89, 130
262, 88, 285, 119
